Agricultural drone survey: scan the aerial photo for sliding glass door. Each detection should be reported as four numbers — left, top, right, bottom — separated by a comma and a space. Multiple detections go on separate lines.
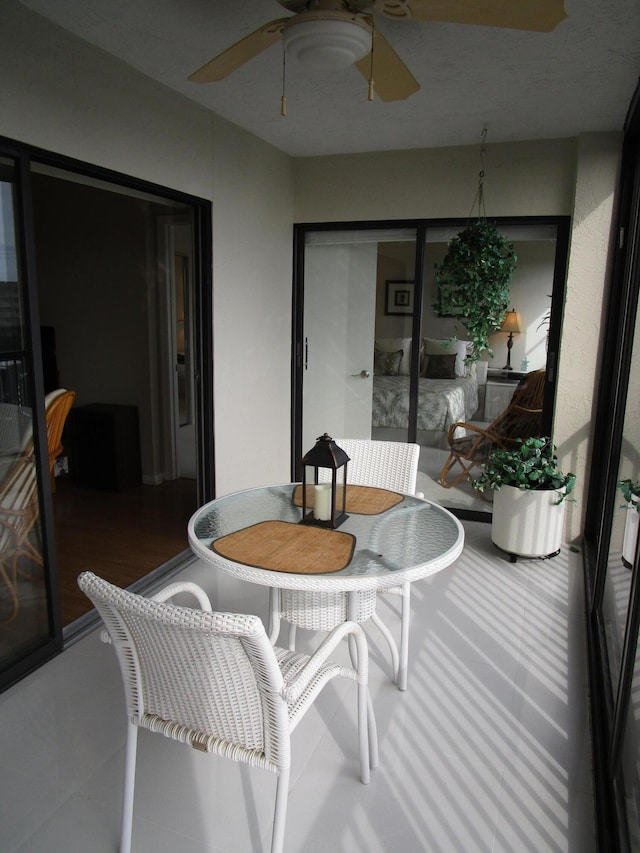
0, 152, 61, 683
293, 217, 568, 518
0, 138, 213, 693
584, 81, 640, 852
300, 228, 418, 454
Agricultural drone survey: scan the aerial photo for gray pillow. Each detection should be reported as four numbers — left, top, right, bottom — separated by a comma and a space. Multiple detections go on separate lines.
374, 349, 403, 376
424, 353, 457, 379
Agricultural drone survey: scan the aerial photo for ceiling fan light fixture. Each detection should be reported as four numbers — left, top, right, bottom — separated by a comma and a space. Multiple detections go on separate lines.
282, 14, 371, 70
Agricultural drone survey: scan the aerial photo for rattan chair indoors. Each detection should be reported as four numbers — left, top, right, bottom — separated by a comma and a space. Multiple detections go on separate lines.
44, 388, 75, 491
0, 390, 75, 620
276, 438, 421, 691
78, 571, 376, 853
0, 419, 38, 623
438, 368, 546, 490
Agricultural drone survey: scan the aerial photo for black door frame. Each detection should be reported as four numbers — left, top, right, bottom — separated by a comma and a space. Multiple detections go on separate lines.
291, 215, 571, 522
0, 135, 214, 693
583, 80, 640, 852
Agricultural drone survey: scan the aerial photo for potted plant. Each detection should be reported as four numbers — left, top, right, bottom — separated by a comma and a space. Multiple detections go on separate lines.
473, 436, 576, 562
618, 478, 640, 568
435, 219, 517, 362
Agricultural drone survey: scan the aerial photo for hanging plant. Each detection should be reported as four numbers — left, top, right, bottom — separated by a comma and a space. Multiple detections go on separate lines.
433, 128, 517, 362
435, 218, 517, 362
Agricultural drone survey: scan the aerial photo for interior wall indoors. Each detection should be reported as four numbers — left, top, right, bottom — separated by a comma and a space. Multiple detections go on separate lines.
0, 0, 296, 497
294, 135, 622, 540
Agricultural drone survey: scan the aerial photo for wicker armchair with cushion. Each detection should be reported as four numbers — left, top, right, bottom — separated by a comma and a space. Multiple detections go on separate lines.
78, 571, 376, 853
438, 368, 546, 491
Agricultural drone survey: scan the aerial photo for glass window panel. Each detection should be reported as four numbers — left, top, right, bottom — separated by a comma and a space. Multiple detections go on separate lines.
618, 629, 640, 848
0, 158, 50, 666
422, 223, 557, 514
604, 296, 640, 697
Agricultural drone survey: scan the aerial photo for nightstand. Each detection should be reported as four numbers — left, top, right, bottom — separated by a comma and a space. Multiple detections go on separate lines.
484, 371, 523, 420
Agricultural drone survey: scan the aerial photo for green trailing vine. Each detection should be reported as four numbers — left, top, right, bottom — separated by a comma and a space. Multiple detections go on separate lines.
435, 218, 517, 362
618, 478, 640, 513
472, 437, 576, 504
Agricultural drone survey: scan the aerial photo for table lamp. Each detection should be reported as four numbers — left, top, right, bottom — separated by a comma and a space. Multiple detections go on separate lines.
501, 309, 523, 371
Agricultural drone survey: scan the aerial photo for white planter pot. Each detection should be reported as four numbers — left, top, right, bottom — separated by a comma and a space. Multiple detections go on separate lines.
622, 495, 640, 568
491, 484, 567, 560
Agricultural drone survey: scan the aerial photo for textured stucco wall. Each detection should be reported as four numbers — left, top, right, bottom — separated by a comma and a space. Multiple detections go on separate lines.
555, 133, 622, 541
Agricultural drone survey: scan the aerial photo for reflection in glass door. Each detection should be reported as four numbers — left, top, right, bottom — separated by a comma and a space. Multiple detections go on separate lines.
300, 228, 417, 456
584, 80, 640, 850
0, 155, 58, 675
294, 218, 568, 517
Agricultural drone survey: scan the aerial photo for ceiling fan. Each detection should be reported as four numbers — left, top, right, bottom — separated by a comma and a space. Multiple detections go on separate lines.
188, 0, 566, 103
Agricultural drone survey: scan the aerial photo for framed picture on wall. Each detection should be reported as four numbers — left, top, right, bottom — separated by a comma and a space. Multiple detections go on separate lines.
385, 280, 414, 316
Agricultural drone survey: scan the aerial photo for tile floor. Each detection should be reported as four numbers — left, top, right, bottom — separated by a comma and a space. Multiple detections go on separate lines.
0, 520, 595, 852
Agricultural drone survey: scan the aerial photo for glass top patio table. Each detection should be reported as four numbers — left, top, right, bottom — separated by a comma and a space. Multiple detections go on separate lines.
187, 483, 464, 594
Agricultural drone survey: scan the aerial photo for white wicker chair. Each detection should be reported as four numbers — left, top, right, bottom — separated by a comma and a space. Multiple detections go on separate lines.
277, 438, 421, 691
78, 571, 375, 853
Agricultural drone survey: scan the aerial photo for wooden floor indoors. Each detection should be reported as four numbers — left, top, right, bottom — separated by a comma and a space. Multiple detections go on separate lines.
53, 476, 198, 626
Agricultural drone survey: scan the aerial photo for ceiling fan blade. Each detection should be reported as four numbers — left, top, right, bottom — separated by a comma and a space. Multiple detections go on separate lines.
354, 25, 420, 102
376, 0, 567, 32
189, 18, 288, 83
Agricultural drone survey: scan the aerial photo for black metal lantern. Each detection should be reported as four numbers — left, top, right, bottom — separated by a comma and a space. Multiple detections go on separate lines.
300, 433, 350, 528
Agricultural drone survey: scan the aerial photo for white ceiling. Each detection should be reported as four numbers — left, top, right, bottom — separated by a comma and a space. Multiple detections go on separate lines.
19, 0, 640, 158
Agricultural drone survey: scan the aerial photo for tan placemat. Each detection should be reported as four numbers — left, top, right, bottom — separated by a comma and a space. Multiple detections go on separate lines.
211, 520, 355, 574
292, 483, 403, 515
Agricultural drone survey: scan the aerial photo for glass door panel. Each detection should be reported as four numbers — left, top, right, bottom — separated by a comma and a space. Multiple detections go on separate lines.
618, 626, 640, 849
295, 218, 566, 517
373, 236, 419, 443
0, 157, 53, 671
302, 229, 417, 454
421, 223, 560, 514
604, 285, 640, 699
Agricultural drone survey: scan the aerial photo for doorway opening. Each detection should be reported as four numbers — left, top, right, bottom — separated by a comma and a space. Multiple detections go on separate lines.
30, 165, 209, 627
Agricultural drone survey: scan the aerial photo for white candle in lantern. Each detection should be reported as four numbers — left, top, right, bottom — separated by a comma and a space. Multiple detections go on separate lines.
313, 484, 332, 521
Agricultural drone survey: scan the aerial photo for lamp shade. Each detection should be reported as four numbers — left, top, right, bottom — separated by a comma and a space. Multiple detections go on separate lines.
501, 310, 523, 334
282, 12, 371, 71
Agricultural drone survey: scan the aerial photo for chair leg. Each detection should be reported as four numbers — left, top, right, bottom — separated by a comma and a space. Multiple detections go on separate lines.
369, 610, 399, 684
268, 588, 281, 645
120, 720, 138, 853
366, 691, 379, 771
347, 632, 379, 774
287, 623, 297, 651
438, 452, 458, 487
271, 766, 290, 853
358, 681, 371, 785
0, 560, 19, 624
398, 582, 411, 692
